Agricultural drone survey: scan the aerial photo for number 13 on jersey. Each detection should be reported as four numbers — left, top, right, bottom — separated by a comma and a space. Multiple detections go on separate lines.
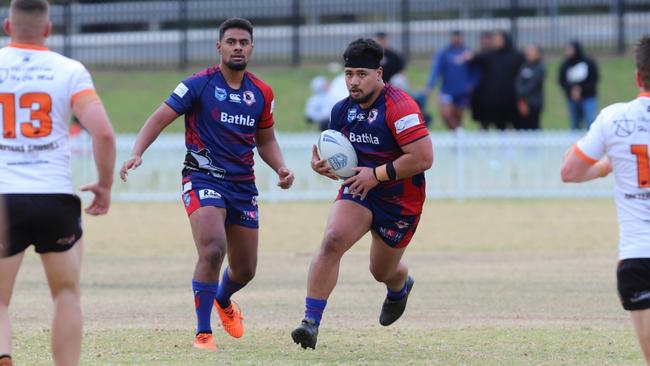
0, 92, 52, 139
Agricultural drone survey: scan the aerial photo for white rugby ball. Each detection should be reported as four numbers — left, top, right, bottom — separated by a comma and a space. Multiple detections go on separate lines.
317, 129, 358, 179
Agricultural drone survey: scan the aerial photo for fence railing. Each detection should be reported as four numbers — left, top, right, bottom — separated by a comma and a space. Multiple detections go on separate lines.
0, 0, 647, 68
71, 131, 613, 203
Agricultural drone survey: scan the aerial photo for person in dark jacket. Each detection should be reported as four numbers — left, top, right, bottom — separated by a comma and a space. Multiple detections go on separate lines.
469, 30, 525, 130
515, 44, 545, 130
375, 32, 405, 84
469, 30, 493, 128
558, 41, 599, 130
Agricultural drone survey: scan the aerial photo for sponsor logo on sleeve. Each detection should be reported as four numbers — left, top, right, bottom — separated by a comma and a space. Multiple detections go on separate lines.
215, 87, 227, 101
394, 114, 421, 134
198, 189, 222, 200
243, 91, 256, 106
173, 82, 189, 98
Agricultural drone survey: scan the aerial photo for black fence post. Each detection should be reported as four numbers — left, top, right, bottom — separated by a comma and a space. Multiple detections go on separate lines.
616, 0, 626, 55
179, 0, 189, 70
510, 0, 519, 47
63, 0, 72, 58
401, 0, 410, 61
291, 0, 301, 67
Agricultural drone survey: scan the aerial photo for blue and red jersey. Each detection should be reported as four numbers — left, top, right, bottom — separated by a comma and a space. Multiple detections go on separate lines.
330, 85, 429, 215
165, 66, 274, 183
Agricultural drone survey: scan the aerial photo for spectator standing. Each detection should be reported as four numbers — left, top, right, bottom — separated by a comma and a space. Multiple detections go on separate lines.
558, 41, 599, 130
469, 30, 524, 130
515, 44, 545, 130
375, 32, 405, 84
424, 30, 474, 130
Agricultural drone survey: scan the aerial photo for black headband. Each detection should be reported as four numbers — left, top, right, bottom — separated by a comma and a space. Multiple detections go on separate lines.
344, 54, 380, 69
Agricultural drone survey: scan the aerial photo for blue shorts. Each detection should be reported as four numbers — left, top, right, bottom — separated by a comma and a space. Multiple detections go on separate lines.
336, 186, 421, 248
439, 92, 469, 107
181, 172, 259, 229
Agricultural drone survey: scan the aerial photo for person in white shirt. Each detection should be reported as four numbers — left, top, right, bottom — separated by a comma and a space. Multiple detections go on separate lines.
0, 1, 115, 365
561, 35, 650, 365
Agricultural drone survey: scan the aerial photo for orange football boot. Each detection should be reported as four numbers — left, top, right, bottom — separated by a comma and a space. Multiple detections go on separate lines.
214, 300, 244, 338
193, 332, 217, 351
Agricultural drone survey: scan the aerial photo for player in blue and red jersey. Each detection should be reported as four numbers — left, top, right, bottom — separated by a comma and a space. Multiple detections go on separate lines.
291, 38, 433, 349
120, 18, 294, 351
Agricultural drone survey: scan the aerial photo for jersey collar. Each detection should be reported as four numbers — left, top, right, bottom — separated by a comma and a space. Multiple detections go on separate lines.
7, 42, 49, 51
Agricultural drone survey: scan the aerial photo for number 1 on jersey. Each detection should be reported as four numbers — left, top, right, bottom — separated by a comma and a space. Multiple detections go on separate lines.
0, 92, 53, 139
631, 144, 650, 188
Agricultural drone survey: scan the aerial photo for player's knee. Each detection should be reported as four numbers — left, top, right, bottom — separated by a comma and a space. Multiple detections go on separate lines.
319, 231, 347, 258
231, 265, 256, 283
369, 263, 391, 283
52, 285, 80, 304
196, 237, 226, 268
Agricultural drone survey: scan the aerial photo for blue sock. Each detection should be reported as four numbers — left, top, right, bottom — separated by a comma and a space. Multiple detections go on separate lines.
192, 280, 219, 334
304, 297, 327, 326
215, 268, 246, 308
387, 281, 408, 301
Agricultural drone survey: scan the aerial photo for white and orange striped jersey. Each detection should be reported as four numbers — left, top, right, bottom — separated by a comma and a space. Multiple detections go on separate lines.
576, 92, 650, 259
0, 43, 95, 194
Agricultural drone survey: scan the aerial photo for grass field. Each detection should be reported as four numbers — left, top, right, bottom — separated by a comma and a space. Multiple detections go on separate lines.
7, 199, 646, 365
93, 56, 638, 134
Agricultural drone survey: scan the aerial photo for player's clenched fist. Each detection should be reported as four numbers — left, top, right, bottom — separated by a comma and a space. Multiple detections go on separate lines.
277, 167, 295, 189
120, 155, 143, 182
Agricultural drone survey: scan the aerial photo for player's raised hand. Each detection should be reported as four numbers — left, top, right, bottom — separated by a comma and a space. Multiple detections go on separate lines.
120, 156, 143, 182
311, 144, 338, 180
277, 167, 295, 189
80, 182, 111, 215
342, 167, 379, 200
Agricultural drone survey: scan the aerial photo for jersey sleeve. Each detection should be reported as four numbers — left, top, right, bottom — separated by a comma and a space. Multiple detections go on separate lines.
576, 112, 606, 164
385, 95, 429, 146
165, 76, 201, 115
328, 100, 347, 131
258, 86, 275, 129
68, 63, 96, 106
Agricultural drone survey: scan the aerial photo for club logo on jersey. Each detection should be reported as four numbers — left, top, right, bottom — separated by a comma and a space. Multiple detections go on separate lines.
327, 153, 348, 170
174, 82, 189, 98
229, 93, 242, 103
395, 220, 410, 229
357, 113, 366, 121
349, 132, 380, 145
0, 69, 8, 84
215, 87, 227, 101
240, 210, 258, 222
395, 114, 421, 134
614, 117, 636, 137
368, 109, 379, 123
198, 189, 222, 200
243, 91, 256, 106
220, 112, 256, 127
347, 108, 357, 123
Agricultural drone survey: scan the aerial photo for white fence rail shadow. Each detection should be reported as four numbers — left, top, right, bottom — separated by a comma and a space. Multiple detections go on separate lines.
71, 131, 613, 202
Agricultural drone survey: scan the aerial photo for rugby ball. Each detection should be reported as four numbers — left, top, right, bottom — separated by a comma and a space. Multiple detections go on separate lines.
317, 129, 358, 179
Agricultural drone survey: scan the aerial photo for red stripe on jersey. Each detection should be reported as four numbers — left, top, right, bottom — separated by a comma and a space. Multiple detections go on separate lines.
247, 72, 275, 129
384, 85, 429, 146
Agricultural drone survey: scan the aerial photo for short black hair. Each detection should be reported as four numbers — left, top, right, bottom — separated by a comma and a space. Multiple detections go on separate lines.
451, 30, 462, 37
10, 0, 48, 14
636, 35, 650, 90
343, 38, 383, 68
375, 31, 388, 39
219, 18, 253, 42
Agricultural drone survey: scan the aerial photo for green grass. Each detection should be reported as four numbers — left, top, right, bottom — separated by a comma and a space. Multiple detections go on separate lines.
13, 327, 640, 365
92, 57, 638, 133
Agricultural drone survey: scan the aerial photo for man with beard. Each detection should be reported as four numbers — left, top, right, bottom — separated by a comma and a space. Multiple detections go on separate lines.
291, 38, 433, 350
120, 18, 294, 351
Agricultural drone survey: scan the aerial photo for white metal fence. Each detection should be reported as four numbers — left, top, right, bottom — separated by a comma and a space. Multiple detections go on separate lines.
71, 131, 613, 203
